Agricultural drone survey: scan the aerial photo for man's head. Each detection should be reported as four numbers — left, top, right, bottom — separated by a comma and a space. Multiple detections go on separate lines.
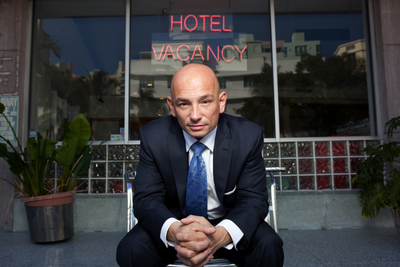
167, 64, 227, 140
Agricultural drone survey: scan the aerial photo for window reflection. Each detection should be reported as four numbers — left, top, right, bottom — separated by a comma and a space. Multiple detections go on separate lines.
29, 0, 126, 141
29, 0, 374, 141
275, 0, 373, 137
129, 13, 274, 139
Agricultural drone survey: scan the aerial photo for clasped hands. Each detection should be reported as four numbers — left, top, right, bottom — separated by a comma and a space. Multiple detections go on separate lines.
167, 215, 232, 267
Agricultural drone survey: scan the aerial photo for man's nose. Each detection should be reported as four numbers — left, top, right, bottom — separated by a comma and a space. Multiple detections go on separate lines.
190, 105, 201, 121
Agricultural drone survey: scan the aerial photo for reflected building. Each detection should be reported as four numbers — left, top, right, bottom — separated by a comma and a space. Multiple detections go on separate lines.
125, 37, 266, 119
334, 39, 366, 58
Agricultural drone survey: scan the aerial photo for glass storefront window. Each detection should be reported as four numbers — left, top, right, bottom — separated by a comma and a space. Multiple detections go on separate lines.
129, 1, 274, 139
28, 0, 379, 193
275, 0, 374, 137
30, 0, 126, 141
30, 0, 375, 141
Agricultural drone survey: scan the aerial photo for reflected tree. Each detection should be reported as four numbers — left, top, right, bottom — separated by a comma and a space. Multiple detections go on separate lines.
236, 52, 368, 137
89, 69, 119, 103
235, 64, 275, 137
31, 33, 120, 140
130, 88, 159, 139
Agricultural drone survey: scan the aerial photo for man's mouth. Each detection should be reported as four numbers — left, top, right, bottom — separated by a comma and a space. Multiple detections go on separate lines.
189, 124, 205, 131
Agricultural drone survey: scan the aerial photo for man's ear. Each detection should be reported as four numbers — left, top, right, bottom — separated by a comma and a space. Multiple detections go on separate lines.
219, 91, 227, 113
167, 97, 177, 117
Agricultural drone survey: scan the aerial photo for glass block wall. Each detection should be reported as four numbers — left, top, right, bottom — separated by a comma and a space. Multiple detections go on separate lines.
55, 139, 380, 194
264, 139, 381, 191
59, 145, 141, 194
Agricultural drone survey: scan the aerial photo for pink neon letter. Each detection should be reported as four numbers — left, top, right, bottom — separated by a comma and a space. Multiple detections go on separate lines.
235, 45, 247, 61
152, 45, 165, 61
177, 44, 190, 61
221, 45, 235, 62
162, 45, 176, 61
199, 15, 210, 32
222, 16, 232, 32
210, 15, 221, 32
184, 14, 198, 32
191, 45, 205, 61
170, 15, 183, 32
207, 45, 220, 61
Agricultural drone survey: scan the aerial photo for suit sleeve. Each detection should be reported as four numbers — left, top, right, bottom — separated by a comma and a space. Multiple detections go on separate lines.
133, 127, 176, 248
223, 126, 269, 250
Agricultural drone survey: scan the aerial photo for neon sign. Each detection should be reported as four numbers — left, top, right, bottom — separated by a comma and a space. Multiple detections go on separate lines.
170, 15, 232, 32
151, 14, 247, 63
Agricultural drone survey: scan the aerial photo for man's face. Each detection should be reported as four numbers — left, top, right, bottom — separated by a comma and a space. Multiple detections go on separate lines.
167, 64, 227, 140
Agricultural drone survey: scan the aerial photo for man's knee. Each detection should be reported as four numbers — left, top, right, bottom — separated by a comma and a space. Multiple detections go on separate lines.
259, 224, 283, 249
257, 223, 283, 251
251, 223, 284, 266
116, 225, 177, 267
116, 226, 156, 267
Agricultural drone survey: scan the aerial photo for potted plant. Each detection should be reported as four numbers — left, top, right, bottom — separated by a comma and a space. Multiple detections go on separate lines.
0, 101, 101, 243
353, 116, 400, 227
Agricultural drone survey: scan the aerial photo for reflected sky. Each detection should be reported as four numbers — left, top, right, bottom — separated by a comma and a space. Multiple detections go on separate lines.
275, 13, 364, 57
42, 17, 125, 76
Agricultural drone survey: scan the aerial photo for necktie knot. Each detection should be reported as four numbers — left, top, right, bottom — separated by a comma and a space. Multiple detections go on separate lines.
191, 142, 206, 156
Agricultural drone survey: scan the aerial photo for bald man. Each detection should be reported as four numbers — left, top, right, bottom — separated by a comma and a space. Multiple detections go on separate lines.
117, 64, 284, 267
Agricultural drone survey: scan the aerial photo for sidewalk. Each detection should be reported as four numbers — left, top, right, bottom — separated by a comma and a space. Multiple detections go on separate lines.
0, 228, 399, 266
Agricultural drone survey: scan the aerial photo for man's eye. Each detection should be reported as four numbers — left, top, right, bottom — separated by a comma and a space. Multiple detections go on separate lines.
179, 103, 187, 107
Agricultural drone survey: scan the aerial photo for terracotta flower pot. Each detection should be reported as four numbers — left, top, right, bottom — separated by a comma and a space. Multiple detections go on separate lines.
22, 192, 75, 243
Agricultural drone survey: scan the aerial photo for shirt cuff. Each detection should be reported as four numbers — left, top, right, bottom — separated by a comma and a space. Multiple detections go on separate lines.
217, 219, 244, 250
160, 217, 180, 248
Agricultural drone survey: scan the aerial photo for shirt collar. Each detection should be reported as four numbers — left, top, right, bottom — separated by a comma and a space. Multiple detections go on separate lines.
183, 126, 217, 153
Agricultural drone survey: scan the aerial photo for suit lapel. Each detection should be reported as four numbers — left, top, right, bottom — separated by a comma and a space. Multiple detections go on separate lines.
167, 119, 188, 213
214, 114, 233, 202
166, 114, 233, 211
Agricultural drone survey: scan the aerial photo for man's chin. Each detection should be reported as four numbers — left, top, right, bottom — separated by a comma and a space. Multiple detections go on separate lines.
186, 129, 206, 140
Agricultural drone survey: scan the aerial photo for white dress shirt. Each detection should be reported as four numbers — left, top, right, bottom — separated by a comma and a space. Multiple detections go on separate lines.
160, 126, 244, 249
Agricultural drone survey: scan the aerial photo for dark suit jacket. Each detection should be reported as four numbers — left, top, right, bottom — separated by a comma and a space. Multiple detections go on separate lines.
133, 113, 268, 250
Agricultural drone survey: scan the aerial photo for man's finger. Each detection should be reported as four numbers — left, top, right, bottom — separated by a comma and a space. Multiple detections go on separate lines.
175, 228, 208, 243
180, 216, 216, 235
176, 247, 213, 267
176, 237, 210, 254
181, 215, 210, 225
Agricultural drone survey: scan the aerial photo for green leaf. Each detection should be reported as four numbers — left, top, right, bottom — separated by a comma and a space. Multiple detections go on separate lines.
7, 152, 26, 175
0, 142, 8, 157
0, 102, 4, 113
64, 114, 91, 153
56, 137, 79, 166
72, 146, 92, 175
26, 138, 38, 160
385, 116, 400, 139
56, 114, 91, 166
0, 143, 26, 175
39, 138, 57, 157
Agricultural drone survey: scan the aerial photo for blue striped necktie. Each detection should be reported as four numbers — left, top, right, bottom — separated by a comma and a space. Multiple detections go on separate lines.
185, 142, 208, 218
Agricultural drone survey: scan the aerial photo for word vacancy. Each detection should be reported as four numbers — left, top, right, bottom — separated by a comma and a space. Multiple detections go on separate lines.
151, 14, 247, 63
